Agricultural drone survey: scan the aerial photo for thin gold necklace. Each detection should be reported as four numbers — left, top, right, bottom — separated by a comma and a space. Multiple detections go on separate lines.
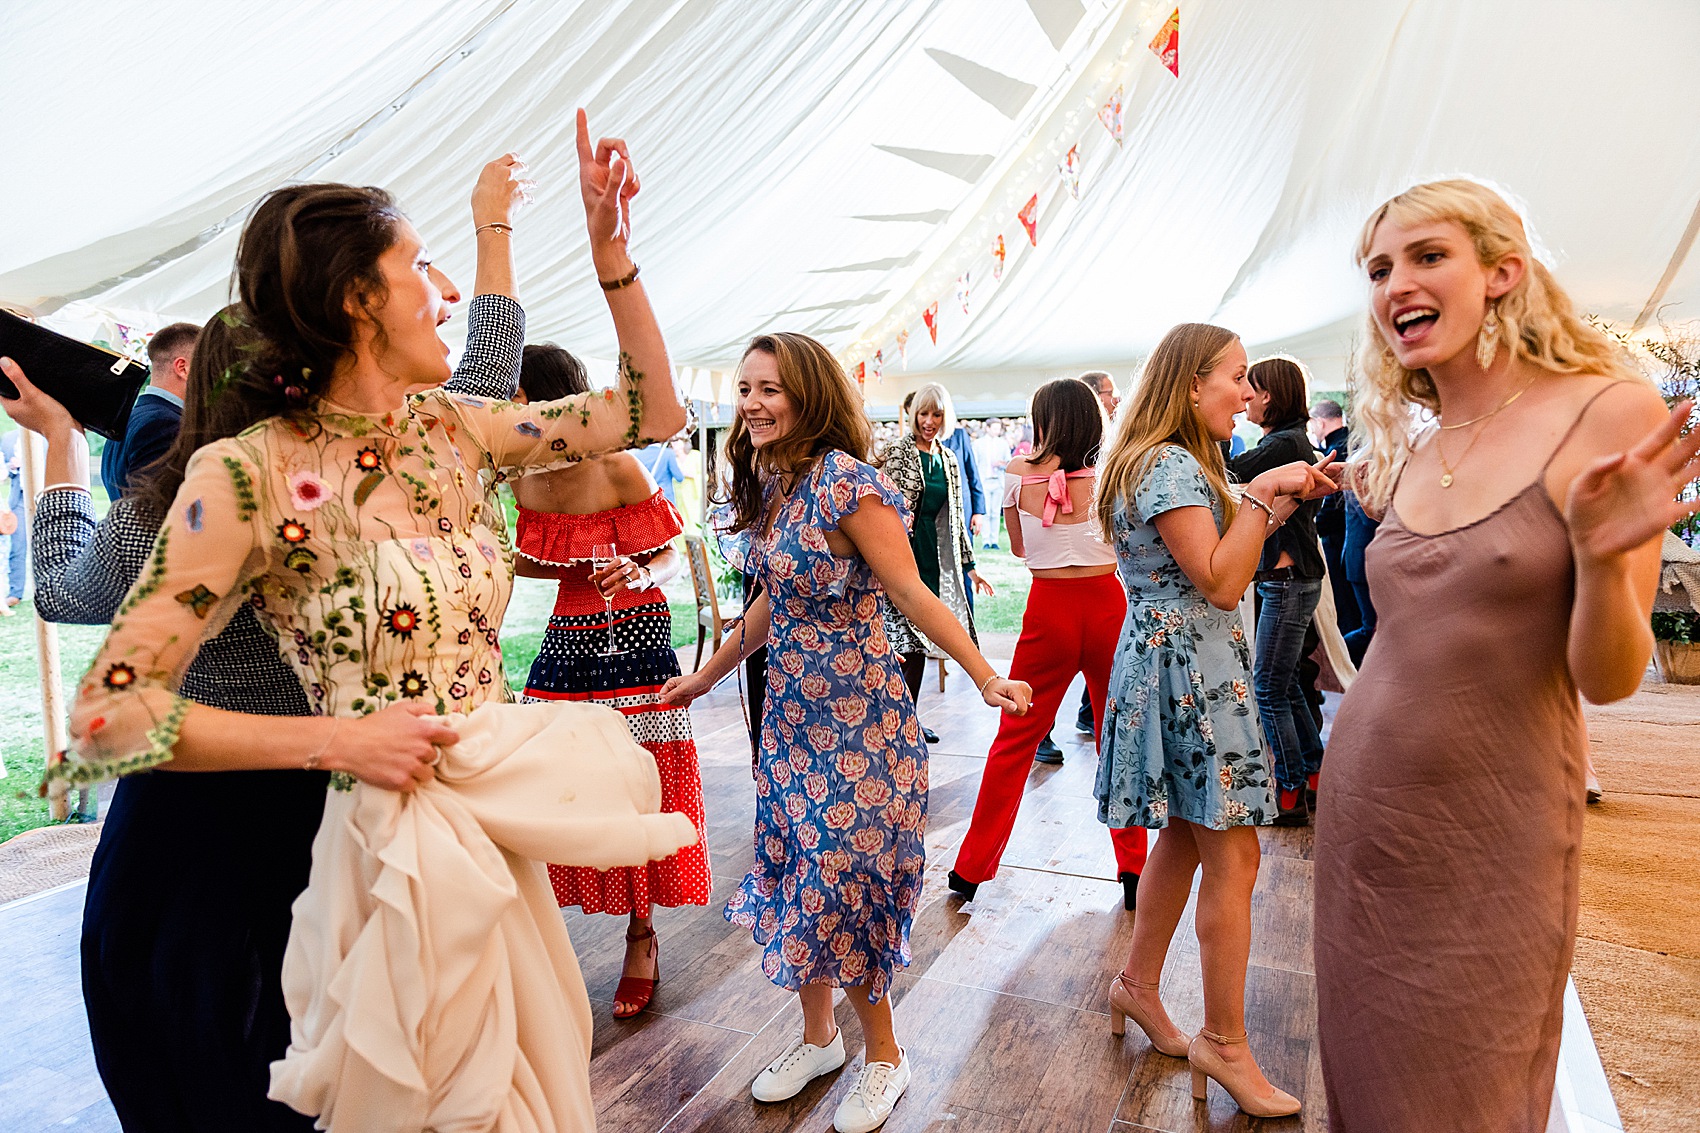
1437, 373, 1538, 430
1433, 374, 1538, 488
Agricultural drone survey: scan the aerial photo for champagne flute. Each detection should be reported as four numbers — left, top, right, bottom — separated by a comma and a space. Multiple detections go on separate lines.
590, 541, 626, 656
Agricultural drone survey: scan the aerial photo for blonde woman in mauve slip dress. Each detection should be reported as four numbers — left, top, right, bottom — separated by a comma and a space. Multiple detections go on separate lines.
1315, 179, 1700, 1132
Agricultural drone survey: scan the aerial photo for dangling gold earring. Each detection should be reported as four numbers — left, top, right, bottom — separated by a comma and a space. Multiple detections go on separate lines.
1476, 300, 1501, 369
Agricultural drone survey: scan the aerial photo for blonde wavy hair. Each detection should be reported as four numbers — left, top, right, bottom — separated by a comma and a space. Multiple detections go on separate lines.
1097, 323, 1241, 535
1351, 179, 1639, 511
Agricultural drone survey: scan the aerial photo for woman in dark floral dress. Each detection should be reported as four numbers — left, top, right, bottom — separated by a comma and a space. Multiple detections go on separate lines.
662, 333, 1028, 1133
1093, 323, 1334, 1118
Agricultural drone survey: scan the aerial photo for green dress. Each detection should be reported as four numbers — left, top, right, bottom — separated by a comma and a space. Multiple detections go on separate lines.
909, 449, 949, 595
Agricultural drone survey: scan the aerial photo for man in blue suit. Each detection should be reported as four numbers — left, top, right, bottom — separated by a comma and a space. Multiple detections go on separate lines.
101, 321, 199, 498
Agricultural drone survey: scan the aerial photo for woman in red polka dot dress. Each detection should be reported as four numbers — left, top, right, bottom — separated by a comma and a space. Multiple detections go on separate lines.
511, 344, 710, 1019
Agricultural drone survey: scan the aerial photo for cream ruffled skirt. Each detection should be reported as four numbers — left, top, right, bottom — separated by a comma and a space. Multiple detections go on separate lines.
269, 702, 698, 1132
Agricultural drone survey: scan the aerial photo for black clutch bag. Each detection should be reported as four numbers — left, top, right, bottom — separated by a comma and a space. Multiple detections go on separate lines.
0, 309, 150, 441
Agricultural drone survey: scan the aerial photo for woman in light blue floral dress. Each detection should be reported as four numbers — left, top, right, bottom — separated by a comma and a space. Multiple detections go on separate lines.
1091, 324, 1335, 1119
663, 333, 1028, 1133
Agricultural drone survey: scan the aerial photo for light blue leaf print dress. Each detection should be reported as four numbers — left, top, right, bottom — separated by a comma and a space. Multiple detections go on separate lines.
1095, 445, 1274, 831
715, 449, 926, 1004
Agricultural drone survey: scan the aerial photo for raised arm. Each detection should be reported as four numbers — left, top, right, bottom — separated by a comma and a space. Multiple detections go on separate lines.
576, 109, 685, 445
444, 156, 530, 400
0, 357, 137, 624
33, 493, 158, 625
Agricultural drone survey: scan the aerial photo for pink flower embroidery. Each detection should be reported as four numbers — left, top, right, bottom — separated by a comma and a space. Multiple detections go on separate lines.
288, 470, 332, 511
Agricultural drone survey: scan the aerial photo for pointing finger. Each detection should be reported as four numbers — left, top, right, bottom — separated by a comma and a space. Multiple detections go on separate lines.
575, 108, 593, 164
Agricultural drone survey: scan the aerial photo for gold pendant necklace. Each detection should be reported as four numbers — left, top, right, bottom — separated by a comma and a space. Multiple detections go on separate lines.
1433, 373, 1539, 488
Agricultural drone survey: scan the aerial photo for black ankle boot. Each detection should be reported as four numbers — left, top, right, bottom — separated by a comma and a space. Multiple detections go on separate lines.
1118, 871, 1139, 912
947, 870, 978, 901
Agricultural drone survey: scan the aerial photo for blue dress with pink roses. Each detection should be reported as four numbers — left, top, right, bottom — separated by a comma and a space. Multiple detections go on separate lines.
716, 449, 926, 1004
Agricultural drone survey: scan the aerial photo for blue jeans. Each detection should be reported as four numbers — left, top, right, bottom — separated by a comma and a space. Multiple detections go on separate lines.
1254, 579, 1325, 791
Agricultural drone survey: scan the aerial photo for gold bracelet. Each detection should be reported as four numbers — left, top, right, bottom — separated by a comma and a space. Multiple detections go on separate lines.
599, 263, 641, 291
304, 719, 340, 771
475, 221, 513, 236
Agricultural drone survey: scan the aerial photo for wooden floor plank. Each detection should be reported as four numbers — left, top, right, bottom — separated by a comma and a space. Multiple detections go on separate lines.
0, 643, 1329, 1132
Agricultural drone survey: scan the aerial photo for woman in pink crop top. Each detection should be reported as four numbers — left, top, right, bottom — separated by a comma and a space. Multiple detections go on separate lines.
510, 344, 711, 1021
947, 378, 1149, 910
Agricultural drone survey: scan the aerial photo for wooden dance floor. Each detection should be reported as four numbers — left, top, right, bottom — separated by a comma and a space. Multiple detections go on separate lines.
0, 654, 1324, 1132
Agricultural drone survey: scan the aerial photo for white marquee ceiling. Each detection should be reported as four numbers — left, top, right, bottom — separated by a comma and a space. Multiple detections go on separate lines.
3, 0, 1698, 403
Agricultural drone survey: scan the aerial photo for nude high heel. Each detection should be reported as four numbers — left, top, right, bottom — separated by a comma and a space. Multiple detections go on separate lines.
1107, 973, 1190, 1057
1187, 1029, 1300, 1117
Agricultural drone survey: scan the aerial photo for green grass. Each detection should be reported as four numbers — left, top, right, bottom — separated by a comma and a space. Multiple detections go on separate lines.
0, 612, 107, 841
1, 539, 1032, 843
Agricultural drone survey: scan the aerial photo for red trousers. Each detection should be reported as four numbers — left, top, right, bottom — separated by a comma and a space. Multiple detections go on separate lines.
954, 573, 1149, 884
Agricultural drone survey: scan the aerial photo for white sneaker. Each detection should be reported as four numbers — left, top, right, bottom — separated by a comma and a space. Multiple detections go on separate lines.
833, 1050, 911, 1133
751, 1028, 847, 1102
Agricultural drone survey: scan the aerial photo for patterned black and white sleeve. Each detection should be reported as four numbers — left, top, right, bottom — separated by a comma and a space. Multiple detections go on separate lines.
444, 294, 526, 399
31, 491, 159, 626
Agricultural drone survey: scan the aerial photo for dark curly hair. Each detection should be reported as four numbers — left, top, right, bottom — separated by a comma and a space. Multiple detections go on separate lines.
232, 182, 404, 423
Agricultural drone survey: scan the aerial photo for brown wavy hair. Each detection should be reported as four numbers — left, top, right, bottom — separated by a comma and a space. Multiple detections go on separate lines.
716, 332, 871, 535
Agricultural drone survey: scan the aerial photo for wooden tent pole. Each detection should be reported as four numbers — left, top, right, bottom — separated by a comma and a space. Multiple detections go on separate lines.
17, 428, 69, 820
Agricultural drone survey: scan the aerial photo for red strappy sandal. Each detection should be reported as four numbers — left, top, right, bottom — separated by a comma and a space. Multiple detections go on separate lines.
612, 927, 659, 1019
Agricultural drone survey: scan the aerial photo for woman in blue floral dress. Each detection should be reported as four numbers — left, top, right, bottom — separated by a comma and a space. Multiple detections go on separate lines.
662, 333, 1028, 1133
1092, 323, 1335, 1118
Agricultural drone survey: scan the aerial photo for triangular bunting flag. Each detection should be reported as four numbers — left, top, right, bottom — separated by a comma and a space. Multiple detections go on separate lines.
1150, 8, 1178, 77
957, 272, 971, 315
896, 329, 909, 367
854, 361, 866, 390
1018, 194, 1039, 246
923, 303, 939, 344
992, 234, 1006, 280
1098, 85, 1124, 144
872, 349, 884, 383
1059, 145, 1081, 199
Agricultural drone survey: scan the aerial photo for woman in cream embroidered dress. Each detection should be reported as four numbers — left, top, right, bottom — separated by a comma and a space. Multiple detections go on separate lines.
61, 116, 690, 1132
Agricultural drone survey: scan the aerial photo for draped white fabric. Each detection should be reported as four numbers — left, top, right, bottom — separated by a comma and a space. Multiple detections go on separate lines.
270, 701, 697, 1133
4, 0, 1698, 398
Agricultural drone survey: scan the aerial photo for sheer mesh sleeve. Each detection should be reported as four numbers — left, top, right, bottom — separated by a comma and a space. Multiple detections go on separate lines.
59, 443, 268, 784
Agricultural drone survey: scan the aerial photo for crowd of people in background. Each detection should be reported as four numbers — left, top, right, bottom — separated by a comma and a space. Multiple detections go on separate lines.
2, 116, 1696, 1133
